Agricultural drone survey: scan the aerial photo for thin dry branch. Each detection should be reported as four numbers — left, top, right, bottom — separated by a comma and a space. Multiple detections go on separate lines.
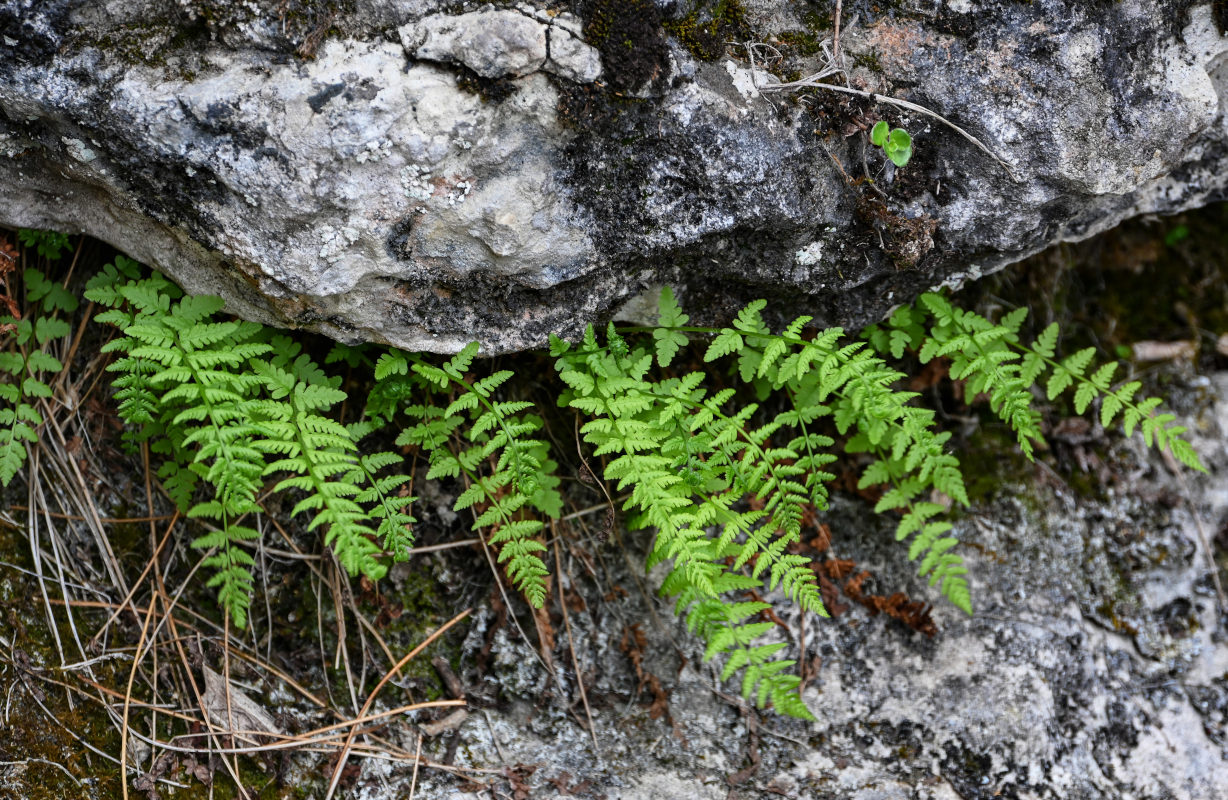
324, 607, 473, 800
743, 33, 1020, 181
552, 527, 598, 758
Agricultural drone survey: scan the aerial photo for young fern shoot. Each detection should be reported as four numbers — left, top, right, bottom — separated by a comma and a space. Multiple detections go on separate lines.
375, 343, 561, 608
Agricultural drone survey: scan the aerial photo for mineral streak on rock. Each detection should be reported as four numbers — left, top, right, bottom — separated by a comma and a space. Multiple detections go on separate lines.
1, 1, 1227, 355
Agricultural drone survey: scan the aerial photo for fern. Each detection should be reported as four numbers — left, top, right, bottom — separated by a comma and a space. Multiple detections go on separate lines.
565, 281, 1201, 716
555, 303, 923, 717
17, 229, 72, 261
1, 237, 79, 486
382, 343, 559, 607
551, 288, 993, 717
689, 297, 974, 612
867, 292, 1207, 472
87, 266, 415, 626
88, 275, 271, 627
73, 255, 1202, 718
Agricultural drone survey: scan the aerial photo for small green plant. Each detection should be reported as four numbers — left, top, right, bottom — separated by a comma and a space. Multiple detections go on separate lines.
372, 344, 562, 607
17, 229, 72, 261
85, 263, 416, 628
0, 233, 78, 486
863, 294, 1206, 471
871, 120, 913, 168
23, 248, 1200, 718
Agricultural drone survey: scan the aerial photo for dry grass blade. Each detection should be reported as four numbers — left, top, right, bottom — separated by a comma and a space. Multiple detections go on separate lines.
408, 734, 423, 800
324, 607, 473, 800
552, 525, 598, 758
117, 699, 467, 755
0, 757, 81, 785
119, 597, 157, 800
89, 511, 179, 649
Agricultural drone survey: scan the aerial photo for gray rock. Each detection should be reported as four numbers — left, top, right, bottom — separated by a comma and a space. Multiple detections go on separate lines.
1, 1, 1227, 356
389, 368, 1228, 799
545, 23, 602, 84
400, 8, 548, 79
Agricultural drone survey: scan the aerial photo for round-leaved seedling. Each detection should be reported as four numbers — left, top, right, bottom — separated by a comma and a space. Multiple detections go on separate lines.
871, 120, 913, 168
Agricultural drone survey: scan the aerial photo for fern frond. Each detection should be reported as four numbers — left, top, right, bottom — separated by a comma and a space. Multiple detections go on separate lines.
388, 349, 556, 606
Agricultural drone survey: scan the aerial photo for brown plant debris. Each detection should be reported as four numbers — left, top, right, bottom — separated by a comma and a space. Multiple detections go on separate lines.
620, 624, 671, 721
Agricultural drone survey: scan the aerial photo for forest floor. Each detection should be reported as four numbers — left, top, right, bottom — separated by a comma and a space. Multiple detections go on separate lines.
2, 206, 1228, 800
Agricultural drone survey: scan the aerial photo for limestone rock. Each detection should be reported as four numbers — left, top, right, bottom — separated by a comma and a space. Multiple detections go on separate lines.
400, 8, 548, 79
545, 22, 602, 84
401, 368, 1228, 798
1, 1, 1227, 356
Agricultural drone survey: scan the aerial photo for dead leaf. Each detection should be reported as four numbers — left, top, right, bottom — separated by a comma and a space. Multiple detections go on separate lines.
419, 708, 468, 737
201, 666, 282, 738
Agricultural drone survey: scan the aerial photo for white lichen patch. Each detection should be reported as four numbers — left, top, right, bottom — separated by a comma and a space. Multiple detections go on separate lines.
354, 138, 392, 164
400, 163, 434, 202
317, 223, 361, 263
447, 179, 473, 207
795, 241, 824, 266
61, 136, 96, 162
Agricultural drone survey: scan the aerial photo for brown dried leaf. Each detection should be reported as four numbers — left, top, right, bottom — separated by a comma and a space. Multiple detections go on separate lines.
201, 666, 282, 738
818, 575, 849, 617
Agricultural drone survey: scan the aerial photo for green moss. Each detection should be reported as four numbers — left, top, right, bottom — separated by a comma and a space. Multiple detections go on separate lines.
852, 49, 883, 72
77, 0, 349, 72
352, 559, 461, 701
801, 9, 834, 32
775, 29, 825, 57
584, 0, 671, 91
0, 527, 124, 799
79, 20, 194, 71
663, 0, 753, 62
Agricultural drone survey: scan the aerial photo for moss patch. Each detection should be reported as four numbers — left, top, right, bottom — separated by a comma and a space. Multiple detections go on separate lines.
582, 0, 671, 92
662, 0, 753, 62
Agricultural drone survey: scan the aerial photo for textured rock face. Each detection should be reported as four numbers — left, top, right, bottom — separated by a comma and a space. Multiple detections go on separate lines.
1, 1, 1227, 353
386, 368, 1228, 798
395, 368, 1228, 800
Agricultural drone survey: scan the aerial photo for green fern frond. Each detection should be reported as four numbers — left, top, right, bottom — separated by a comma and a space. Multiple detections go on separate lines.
90, 266, 419, 625
899, 292, 1206, 472
382, 345, 557, 606
0, 265, 79, 486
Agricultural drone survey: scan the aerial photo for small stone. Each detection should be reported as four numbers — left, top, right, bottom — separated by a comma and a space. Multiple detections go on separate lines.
400, 9, 547, 79
545, 25, 602, 84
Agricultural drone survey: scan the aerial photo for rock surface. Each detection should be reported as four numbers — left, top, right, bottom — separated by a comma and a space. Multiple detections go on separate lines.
388, 367, 1228, 799
1, 1, 1228, 354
